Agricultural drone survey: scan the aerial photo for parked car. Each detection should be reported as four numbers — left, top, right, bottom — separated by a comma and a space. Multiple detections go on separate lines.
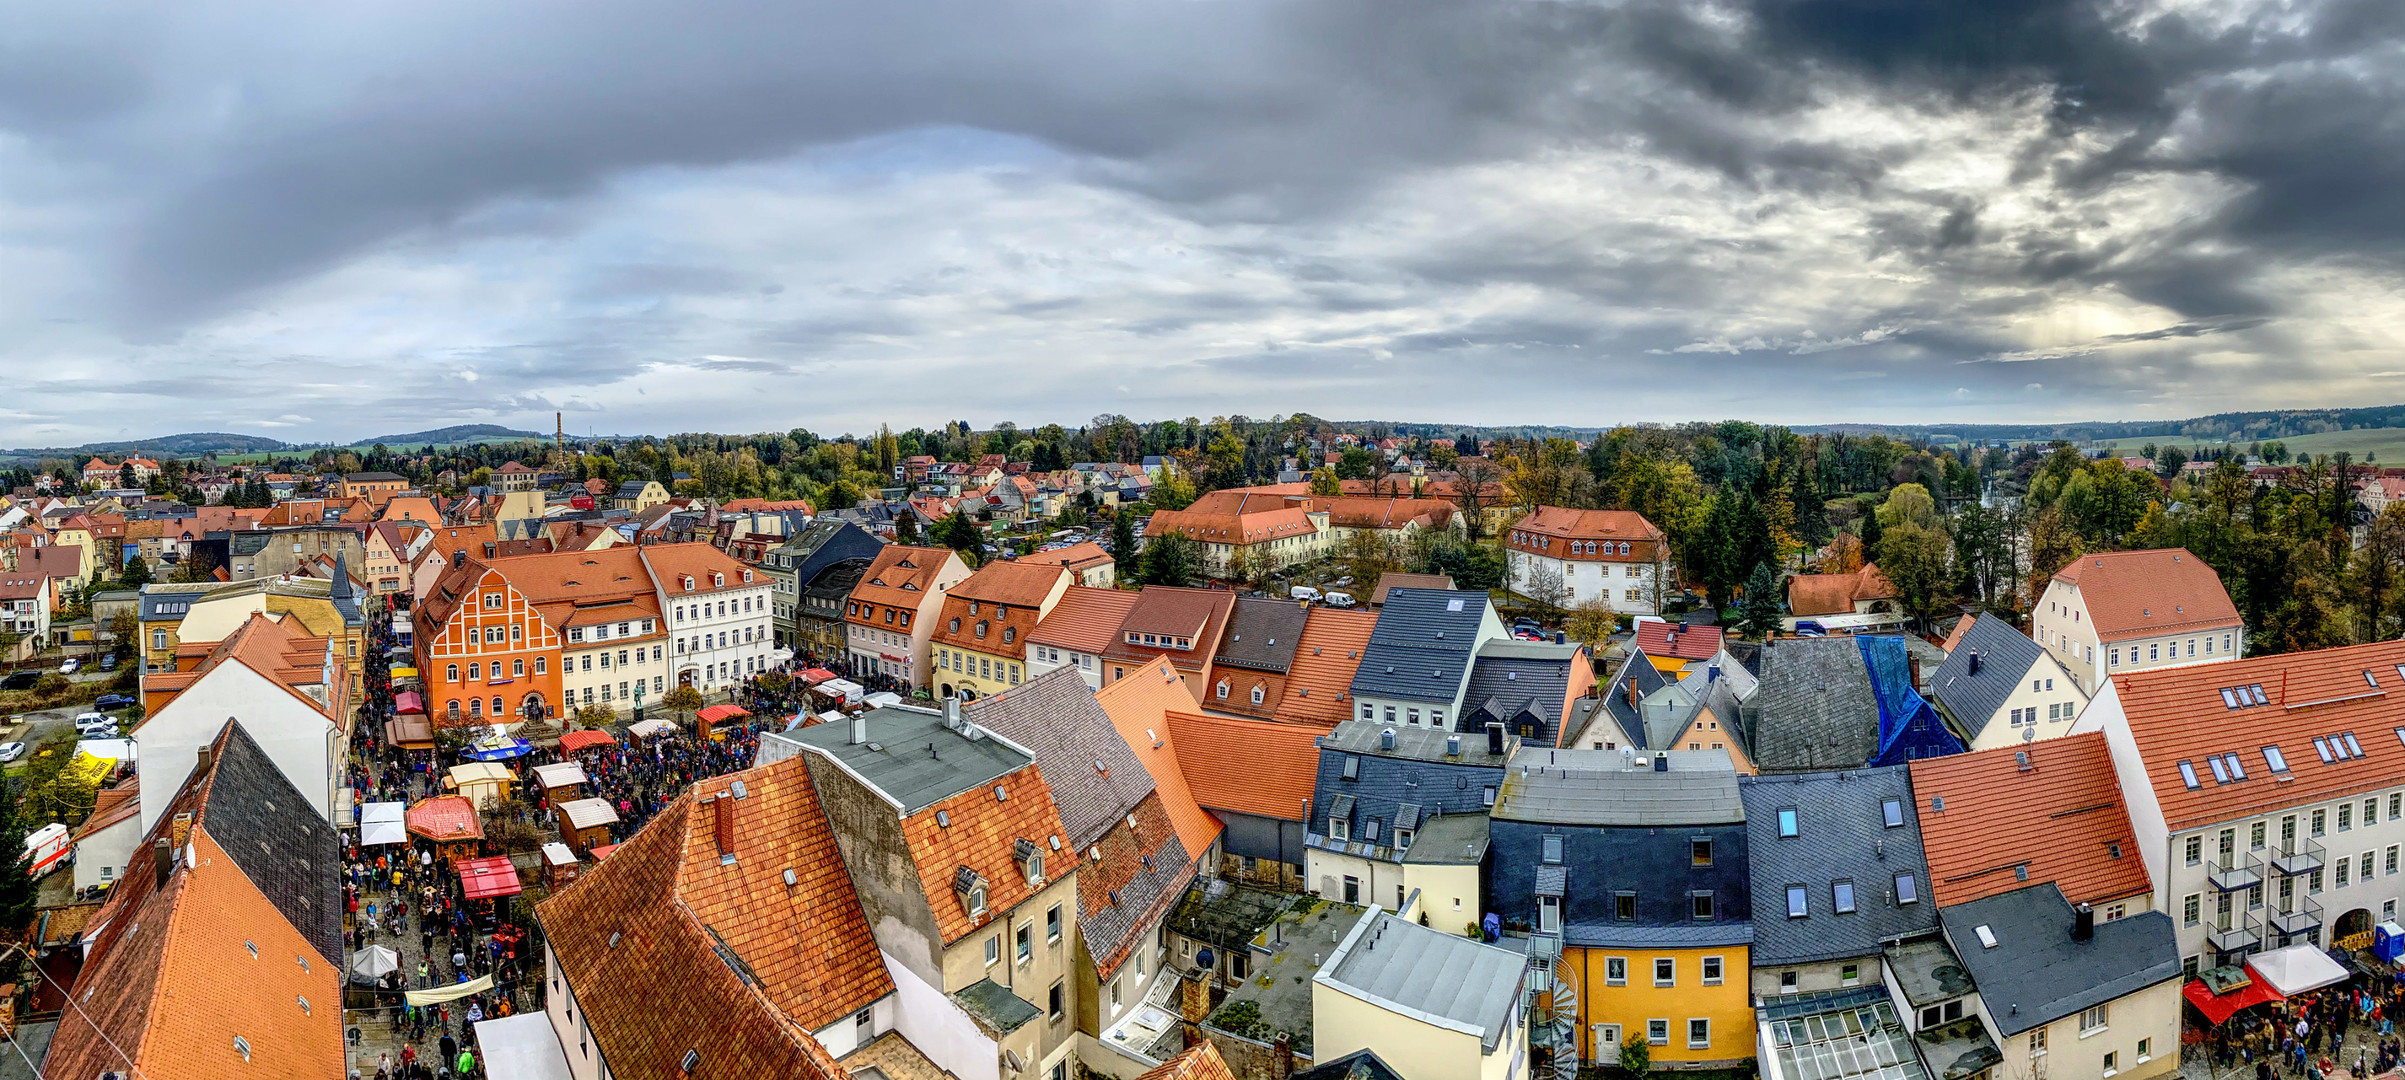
0, 743, 26, 764
0, 672, 39, 691
98, 654, 119, 671
1289, 585, 1323, 603
75, 719, 118, 739
92, 694, 137, 712
56, 658, 79, 675
1792, 620, 1827, 636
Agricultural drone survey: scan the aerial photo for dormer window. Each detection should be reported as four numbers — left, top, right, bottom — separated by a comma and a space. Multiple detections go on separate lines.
950, 618, 961, 633
1016, 838, 1045, 883
1216, 680, 1230, 700
1003, 627, 1015, 645
955, 866, 990, 918
1251, 685, 1265, 705
682, 576, 695, 591
976, 622, 988, 639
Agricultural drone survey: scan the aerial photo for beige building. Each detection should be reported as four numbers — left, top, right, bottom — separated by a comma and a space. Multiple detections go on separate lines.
775, 702, 1085, 1080
1312, 905, 1530, 1080
2031, 548, 2242, 695
1934, 885, 2182, 1080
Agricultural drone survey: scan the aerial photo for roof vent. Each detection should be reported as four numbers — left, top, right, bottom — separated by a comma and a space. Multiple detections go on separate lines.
234, 1036, 253, 1062
2015, 750, 2031, 771
608, 932, 621, 948
995, 785, 1009, 801
729, 779, 747, 800
783, 868, 798, 887
1975, 924, 1997, 949
936, 810, 952, 828
683, 1049, 702, 1073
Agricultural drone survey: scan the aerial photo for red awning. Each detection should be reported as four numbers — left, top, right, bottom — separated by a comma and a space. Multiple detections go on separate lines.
394, 690, 425, 715
695, 704, 751, 724
2185, 976, 2284, 1025
405, 796, 484, 842
557, 730, 616, 753
799, 668, 839, 685
455, 855, 522, 902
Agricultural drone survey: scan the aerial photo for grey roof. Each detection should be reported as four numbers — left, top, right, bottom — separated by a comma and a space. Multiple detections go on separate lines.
1740, 767, 1939, 966
955, 977, 1043, 1033
1169, 879, 1291, 952
1596, 657, 1671, 749
1927, 617, 2047, 742
1741, 636, 1881, 772
964, 667, 1154, 847
1886, 936, 1975, 1007
800, 557, 873, 603
615, 480, 652, 497
1459, 640, 1581, 745
1077, 811, 1194, 974
1401, 812, 1489, 866
1533, 865, 1567, 897
1320, 911, 1528, 1051
1312, 721, 1513, 861
780, 705, 1035, 814
344, 471, 408, 482
1349, 588, 1491, 703
1215, 597, 1310, 673
201, 721, 345, 966
1293, 1050, 1408, 1080
1490, 748, 1743, 826
769, 520, 885, 584
1937, 883, 2183, 1037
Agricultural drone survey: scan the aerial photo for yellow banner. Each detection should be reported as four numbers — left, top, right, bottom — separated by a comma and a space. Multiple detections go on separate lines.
404, 975, 495, 1007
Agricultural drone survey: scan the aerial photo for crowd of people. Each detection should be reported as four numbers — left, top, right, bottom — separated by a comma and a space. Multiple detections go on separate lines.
2206, 976, 2405, 1080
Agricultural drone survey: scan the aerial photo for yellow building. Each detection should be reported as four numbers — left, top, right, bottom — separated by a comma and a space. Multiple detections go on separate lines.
923, 560, 1071, 701
1490, 748, 1753, 1069
141, 574, 368, 710
1313, 905, 1530, 1080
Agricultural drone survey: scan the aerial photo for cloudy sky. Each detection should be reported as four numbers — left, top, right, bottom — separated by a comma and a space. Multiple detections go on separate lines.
4, 0, 2404, 446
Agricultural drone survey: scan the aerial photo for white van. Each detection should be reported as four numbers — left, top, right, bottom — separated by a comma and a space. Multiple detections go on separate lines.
1289, 586, 1322, 603
1324, 591, 1358, 608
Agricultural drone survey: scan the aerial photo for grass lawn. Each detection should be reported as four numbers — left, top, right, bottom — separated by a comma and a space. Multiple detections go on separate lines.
2100, 426, 2405, 465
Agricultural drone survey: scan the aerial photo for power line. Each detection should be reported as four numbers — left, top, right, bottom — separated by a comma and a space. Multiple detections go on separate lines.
0, 943, 149, 1080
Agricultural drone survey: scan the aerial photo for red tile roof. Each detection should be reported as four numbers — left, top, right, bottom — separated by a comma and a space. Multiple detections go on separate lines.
1139, 1040, 1238, 1080
1785, 563, 1899, 617
1274, 608, 1377, 728
2052, 548, 2241, 641
1096, 658, 1225, 860
1018, 540, 1115, 575
848, 545, 961, 622
1163, 709, 1323, 823
1909, 732, 2153, 908
1029, 586, 1141, 655
2107, 637, 2405, 831
1633, 621, 1723, 662
898, 762, 1071, 946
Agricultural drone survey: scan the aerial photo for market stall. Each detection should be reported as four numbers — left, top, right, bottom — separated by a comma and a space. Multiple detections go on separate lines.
454, 854, 523, 929
532, 762, 587, 805
816, 678, 864, 707
556, 729, 615, 754
541, 841, 582, 889
447, 761, 516, 809
626, 717, 680, 740
393, 690, 426, 716
406, 795, 485, 863
460, 733, 534, 762
557, 797, 620, 856
695, 704, 750, 741
383, 716, 435, 751
799, 667, 840, 686
2248, 943, 2351, 997
359, 802, 408, 847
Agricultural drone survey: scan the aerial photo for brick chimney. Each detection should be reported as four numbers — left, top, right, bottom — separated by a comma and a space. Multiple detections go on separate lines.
1272, 1035, 1295, 1080
711, 796, 734, 860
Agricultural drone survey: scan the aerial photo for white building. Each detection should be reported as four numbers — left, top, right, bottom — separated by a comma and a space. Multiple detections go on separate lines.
643, 545, 775, 693
135, 611, 348, 836
1503, 507, 1673, 616
2032, 548, 2243, 696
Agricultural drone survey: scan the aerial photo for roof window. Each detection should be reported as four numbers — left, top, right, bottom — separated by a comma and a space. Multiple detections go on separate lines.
2223, 752, 2246, 780
2344, 732, 2366, 757
2314, 737, 2335, 764
2177, 760, 2200, 789
1881, 798, 1903, 828
2264, 745, 2289, 772
1778, 808, 1798, 838
2207, 756, 2229, 783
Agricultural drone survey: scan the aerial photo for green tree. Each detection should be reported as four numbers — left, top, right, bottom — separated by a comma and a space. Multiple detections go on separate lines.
894, 510, 920, 545
660, 685, 705, 721
1138, 530, 1200, 587
1111, 510, 1139, 577
1308, 467, 1341, 497
118, 554, 152, 587
1737, 561, 1784, 639
1334, 446, 1377, 481
1149, 468, 1197, 511
1874, 519, 1952, 633
937, 510, 983, 567
0, 772, 36, 940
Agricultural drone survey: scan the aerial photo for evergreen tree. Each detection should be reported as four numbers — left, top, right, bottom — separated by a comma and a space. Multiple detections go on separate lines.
1859, 498, 1884, 554
0, 777, 35, 941
938, 510, 982, 567
1138, 531, 1199, 587
1738, 562, 1784, 639
1111, 510, 1138, 571
895, 511, 920, 545
119, 554, 153, 587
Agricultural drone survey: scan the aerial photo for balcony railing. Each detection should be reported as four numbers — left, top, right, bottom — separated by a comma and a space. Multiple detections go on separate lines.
2208, 855, 2264, 893
2268, 839, 2325, 877
2268, 896, 2325, 938
2206, 916, 2261, 955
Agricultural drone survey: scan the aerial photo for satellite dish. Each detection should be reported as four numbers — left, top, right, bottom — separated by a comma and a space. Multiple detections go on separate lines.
1195, 946, 1217, 970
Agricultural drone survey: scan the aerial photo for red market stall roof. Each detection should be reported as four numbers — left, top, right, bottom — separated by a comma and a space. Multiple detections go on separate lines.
588, 843, 621, 861
557, 729, 616, 753
799, 668, 839, 685
2185, 975, 2284, 1025
406, 796, 484, 842
394, 690, 425, 716
695, 704, 751, 724
454, 855, 523, 902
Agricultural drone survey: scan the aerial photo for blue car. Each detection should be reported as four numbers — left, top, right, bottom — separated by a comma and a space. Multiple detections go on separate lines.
92, 694, 137, 712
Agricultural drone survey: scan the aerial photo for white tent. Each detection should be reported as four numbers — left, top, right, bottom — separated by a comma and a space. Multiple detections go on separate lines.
475, 1012, 575, 1080
2248, 943, 2350, 996
352, 944, 401, 978
819, 678, 865, 704
865, 692, 903, 709
627, 717, 680, 739
359, 802, 408, 847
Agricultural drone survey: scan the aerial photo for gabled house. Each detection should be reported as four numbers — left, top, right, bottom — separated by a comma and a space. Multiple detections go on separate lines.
1781, 564, 1903, 635
1504, 506, 1673, 616
928, 560, 1074, 701
1926, 615, 2091, 751
1457, 638, 1592, 747
1026, 585, 1142, 692
136, 611, 353, 835
1345, 588, 1506, 733
1739, 766, 1937, 999
1304, 719, 1509, 919
1200, 596, 1309, 719
2032, 548, 2243, 694
844, 545, 973, 690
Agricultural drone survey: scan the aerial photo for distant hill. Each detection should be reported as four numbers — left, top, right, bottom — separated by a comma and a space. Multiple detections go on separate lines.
351, 424, 544, 447
0, 432, 290, 461
1810, 403, 2405, 445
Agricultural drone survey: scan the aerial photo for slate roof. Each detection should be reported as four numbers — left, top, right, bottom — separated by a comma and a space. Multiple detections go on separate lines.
1459, 639, 1585, 746
1741, 636, 1882, 772
1909, 733, 2152, 908
1401, 812, 1490, 866
1294, 1049, 1409, 1080
769, 520, 886, 584
966, 666, 1156, 847
1491, 747, 1743, 826
780, 704, 1031, 814
1310, 720, 1514, 860
1593, 654, 1671, 749
1215, 597, 1310, 672
1927, 616, 2048, 742
1937, 883, 2182, 1037
1349, 588, 1491, 704
1740, 767, 1939, 966
1320, 911, 1528, 1052
199, 721, 344, 965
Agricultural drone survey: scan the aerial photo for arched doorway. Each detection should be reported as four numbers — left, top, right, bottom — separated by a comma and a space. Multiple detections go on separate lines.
2336, 907, 2374, 942
940, 683, 955, 699
678, 668, 697, 688
519, 692, 548, 723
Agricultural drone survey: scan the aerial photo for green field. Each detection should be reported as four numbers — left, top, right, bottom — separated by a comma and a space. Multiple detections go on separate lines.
2100, 426, 2405, 465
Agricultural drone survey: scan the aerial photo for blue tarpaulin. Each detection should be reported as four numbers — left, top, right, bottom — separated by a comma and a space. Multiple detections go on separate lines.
1859, 635, 1966, 766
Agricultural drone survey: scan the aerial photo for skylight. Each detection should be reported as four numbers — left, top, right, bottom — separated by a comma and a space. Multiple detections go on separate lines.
1778, 808, 1798, 838
1974, 924, 1996, 949
2223, 753, 2246, 780
2178, 760, 2201, 789
2207, 757, 2229, 783
2264, 746, 2289, 773
2314, 737, 2335, 764
1881, 798, 1903, 828
2345, 732, 2366, 757
2251, 684, 2269, 705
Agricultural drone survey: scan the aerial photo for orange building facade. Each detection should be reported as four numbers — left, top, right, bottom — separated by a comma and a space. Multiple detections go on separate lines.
418, 558, 564, 726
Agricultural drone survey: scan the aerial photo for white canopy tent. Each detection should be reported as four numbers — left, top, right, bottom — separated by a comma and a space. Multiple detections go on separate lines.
819, 678, 865, 705
865, 691, 903, 709
2248, 943, 2351, 996
352, 944, 401, 978
359, 802, 409, 847
627, 717, 680, 739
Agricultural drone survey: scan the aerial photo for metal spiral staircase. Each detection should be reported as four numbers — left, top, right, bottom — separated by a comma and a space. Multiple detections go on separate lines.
1550, 961, 1581, 1080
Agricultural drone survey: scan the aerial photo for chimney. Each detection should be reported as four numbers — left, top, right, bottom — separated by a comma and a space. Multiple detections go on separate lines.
1380, 727, 1396, 752
171, 812, 194, 852
1968, 652, 1982, 676
1908, 652, 1923, 691
943, 696, 962, 729
452, 550, 466, 568
1653, 751, 1669, 772
1485, 722, 1504, 756
2072, 903, 2094, 942
1180, 970, 1212, 1033
1446, 735, 1461, 758
153, 838, 173, 890
850, 713, 869, 745
711, 795, 734, 859
1273, 1035, 1295, 1080
195, 746, 214, 779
